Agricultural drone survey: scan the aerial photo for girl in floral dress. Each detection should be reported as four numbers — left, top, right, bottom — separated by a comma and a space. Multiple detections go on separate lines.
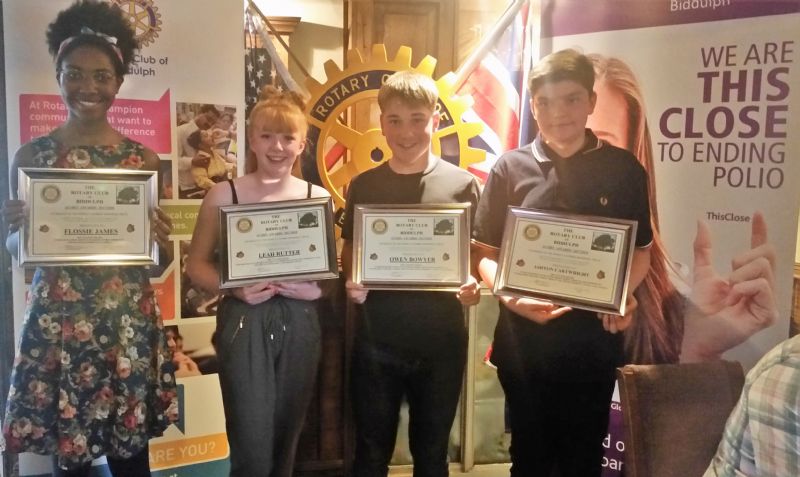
1, 2, 176, 476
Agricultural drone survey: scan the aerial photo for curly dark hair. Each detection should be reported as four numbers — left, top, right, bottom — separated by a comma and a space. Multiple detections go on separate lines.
46, 0, 139, 76
186, 130, 203, 151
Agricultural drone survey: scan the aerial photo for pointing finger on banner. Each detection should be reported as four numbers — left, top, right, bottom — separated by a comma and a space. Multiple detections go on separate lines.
693, 219, 714, 271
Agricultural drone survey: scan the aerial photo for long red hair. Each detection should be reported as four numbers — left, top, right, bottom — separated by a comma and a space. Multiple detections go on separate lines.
590, 54, 684, 364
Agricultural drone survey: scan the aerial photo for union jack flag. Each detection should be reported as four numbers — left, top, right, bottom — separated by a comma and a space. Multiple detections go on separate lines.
459, 2, 536, 182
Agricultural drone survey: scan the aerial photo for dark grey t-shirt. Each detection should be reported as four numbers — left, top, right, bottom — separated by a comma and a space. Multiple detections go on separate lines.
342, 159, 481, 357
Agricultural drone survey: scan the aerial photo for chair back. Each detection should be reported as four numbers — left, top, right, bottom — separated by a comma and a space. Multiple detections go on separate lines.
617, 360, 744, 477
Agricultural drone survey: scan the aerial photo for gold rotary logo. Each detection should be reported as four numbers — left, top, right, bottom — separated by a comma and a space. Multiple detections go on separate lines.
371, 219, 388, 234
304, 45, 485, 214
111, 0, 162, 47
524, 224, 540, 240
236, 218, 253, 233
41, 185, 61, 203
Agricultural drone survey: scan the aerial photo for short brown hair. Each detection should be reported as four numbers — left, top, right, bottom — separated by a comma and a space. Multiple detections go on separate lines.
377, 70, 438, 112
528, 49, 594, 97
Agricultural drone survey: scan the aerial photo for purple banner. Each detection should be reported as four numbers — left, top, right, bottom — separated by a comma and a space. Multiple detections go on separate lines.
543, 0, 800, 37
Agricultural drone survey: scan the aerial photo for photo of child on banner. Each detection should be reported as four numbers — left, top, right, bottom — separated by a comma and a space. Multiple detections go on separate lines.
176, 103, 238, 199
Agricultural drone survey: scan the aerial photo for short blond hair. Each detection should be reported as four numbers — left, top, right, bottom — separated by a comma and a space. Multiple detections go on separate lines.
377, 70, 438, 112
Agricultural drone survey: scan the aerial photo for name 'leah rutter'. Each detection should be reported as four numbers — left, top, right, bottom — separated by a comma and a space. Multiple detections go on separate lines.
258, 250, 300, 258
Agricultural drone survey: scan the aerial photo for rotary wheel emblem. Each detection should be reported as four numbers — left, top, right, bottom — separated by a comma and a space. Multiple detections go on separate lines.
111, 0, 162, 47
304, 45, 485, 211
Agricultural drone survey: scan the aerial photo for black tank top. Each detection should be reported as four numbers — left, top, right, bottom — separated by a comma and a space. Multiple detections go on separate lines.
227, 179, 312, 204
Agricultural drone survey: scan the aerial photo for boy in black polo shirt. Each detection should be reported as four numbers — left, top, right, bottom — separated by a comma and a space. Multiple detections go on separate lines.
472, 49, 653, 476
341, 70, 481, 477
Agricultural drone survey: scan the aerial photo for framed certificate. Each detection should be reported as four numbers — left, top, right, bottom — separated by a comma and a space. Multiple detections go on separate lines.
493, 207, 638, 315
219, 197, 338, 288
352, 203, 471, 291
18, 167, 158, 267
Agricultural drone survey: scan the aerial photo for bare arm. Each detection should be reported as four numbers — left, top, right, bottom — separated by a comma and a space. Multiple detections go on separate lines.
476, 246, 499, 289
141, 148, 174, 263
186, 182, 278, 305
342, 239, 353, 281
187, 180, 302, 306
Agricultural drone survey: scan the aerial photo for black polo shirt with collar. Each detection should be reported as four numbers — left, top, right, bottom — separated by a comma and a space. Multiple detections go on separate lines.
473, 130, 653, 381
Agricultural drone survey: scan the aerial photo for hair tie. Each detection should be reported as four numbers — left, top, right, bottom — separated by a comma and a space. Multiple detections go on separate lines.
56, 26, 124, 67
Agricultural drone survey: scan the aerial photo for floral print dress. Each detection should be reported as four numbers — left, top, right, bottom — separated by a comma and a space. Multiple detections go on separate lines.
2, 136, 178, 469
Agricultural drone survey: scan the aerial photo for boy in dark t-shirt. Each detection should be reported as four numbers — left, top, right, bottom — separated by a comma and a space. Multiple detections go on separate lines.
472, 49, 654, 477
341, 71, 481, 477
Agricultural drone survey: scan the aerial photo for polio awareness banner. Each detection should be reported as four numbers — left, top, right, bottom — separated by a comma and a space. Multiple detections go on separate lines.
540, 1, 800, 474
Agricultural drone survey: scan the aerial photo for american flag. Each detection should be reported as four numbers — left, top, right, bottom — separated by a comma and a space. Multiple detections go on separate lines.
243, 6, 318, 185
244, 9, 287, 120
458, 2, 535, 182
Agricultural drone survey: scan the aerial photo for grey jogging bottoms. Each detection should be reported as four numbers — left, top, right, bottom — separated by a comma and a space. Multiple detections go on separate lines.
214, 295, 322, 477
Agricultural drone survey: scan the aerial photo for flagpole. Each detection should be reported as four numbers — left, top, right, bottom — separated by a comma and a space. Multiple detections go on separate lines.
453, 0, 527, 90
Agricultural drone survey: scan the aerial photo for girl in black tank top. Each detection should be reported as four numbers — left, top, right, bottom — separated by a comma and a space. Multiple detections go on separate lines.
185, 87, 331, 477
227, 178, 312, 204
